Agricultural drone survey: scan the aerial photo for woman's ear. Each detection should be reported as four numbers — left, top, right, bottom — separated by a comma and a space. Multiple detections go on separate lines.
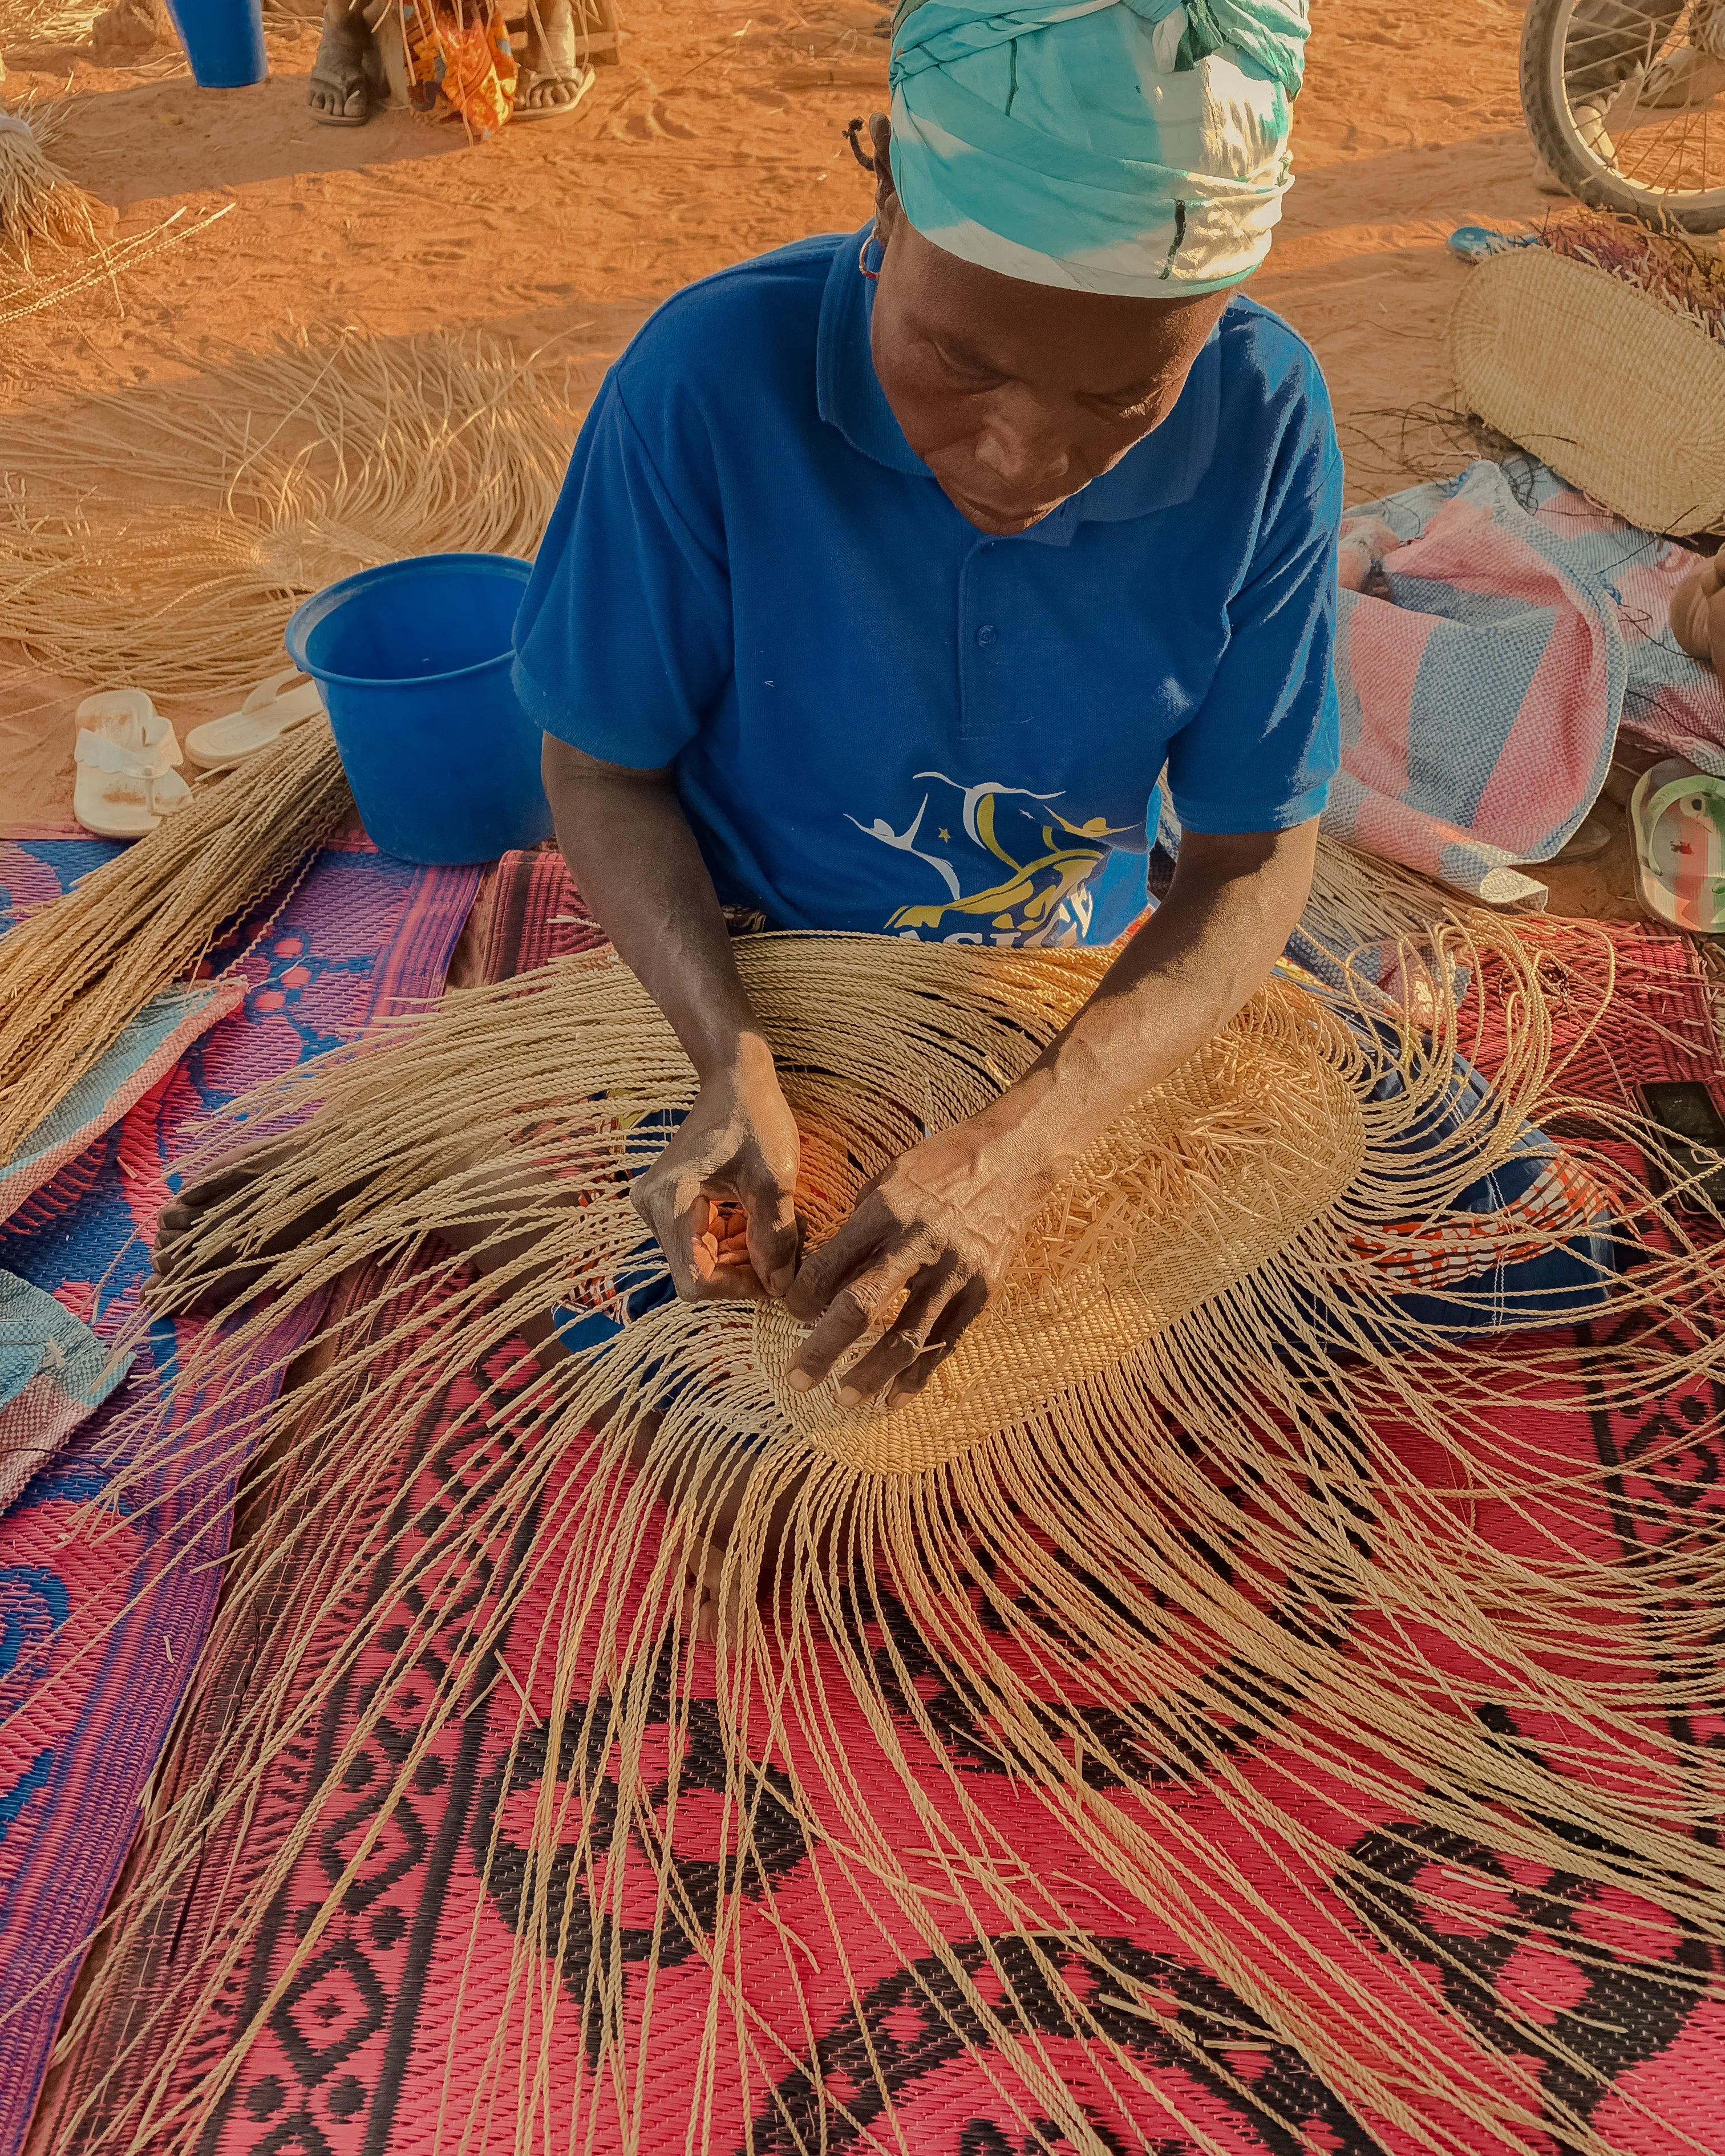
869, 112, 901, 244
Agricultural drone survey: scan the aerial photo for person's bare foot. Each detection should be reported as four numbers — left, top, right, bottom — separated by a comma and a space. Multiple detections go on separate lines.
148, 1143, 367, 1315
308, 0, 380, 126
515, 0, 594, 119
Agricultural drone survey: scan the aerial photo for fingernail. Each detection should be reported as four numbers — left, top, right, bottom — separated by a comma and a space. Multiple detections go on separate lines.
769, 1266, 793, 1299
837, 1385, 861, 1408
785, 1369, 812, 1392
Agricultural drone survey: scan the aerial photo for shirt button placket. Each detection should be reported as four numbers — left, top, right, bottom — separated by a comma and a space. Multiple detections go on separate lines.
959, 541, 1003, 741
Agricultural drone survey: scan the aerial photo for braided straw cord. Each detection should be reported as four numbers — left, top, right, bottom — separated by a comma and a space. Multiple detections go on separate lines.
0, 718, 350, 1162
38, 899, 1725, 2156
1449, 244, 1725, 536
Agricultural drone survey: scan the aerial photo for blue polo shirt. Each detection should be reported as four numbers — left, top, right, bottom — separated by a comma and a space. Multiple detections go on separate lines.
513, 226, 1341, 946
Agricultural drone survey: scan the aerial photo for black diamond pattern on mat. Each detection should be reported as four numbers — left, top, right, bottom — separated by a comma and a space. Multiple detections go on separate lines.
205, 1345, 553, 2156
1343, 1801, 1714, 2136
1331, 1303, 1725, 2154
270, 1943, 388, 2085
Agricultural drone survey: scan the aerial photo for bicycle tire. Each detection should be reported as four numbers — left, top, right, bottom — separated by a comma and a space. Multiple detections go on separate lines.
1520, 0, 1725, 231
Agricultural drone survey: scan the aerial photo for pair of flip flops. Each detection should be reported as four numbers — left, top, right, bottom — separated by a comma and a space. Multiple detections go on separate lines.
72, 671, 324, 840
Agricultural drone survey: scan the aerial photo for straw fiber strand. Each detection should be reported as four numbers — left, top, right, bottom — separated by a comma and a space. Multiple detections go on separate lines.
0, 326, 577, 696
52, 906, 1725, 2156
1449, 245, 1725, 535
0, 717, 350, 1161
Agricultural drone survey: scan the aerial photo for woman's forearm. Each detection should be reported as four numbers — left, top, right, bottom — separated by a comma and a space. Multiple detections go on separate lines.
962, 822, 1319, 1198
542, 736, 764, 1080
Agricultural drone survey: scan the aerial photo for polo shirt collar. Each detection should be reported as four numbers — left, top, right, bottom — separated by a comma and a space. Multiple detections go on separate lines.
815, 224, 1222, 537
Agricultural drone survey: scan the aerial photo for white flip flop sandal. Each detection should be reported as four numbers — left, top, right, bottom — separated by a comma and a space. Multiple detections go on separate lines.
74, 690, 192, 840
184, 668, 325, 771
1629, 757, 1725, 935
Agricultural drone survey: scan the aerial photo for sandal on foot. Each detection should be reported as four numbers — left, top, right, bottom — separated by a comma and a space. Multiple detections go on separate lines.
74, 690, 192, 840
309, 30, 385, 125
1630, 757, 1725, 935
184, 668, 323, 771
513, 10, 594, 123
512, 59, 594, 119
1641, 44, 1725, 109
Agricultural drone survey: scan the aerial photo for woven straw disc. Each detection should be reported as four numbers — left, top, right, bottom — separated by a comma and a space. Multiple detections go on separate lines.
1449, 246, 1725, 536
755, 977, 1366, 1474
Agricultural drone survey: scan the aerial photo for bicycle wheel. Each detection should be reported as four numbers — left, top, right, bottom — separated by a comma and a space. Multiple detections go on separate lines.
1521, 0, 1725, 229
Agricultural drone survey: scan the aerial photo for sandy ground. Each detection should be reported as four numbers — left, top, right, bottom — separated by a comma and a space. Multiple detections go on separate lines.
0, 0, 1645, 908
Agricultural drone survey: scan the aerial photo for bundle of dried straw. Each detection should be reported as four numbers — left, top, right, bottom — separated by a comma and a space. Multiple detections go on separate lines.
0, 0, 104, 43
0, 98, 98, 265
46, 882, 1725, 2156
0, 718, 350, 1164
0, 326, 578, 696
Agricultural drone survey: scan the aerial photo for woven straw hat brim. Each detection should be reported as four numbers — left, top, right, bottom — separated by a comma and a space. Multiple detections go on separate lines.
1449, 245, 1725, 536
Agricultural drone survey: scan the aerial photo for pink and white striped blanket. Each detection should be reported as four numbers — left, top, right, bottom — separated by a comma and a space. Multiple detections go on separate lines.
1327, 459, 1725, 903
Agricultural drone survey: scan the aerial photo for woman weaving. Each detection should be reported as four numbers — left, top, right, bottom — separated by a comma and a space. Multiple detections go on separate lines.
514, 0, 1338, 1413
155, 1, 1610, 1420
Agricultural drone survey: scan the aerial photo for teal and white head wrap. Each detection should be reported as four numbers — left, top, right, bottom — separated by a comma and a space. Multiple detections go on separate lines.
888, 1, 1309, 296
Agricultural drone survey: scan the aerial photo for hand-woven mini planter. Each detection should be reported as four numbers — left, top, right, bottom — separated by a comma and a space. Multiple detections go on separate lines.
1449, 242, 1725, 536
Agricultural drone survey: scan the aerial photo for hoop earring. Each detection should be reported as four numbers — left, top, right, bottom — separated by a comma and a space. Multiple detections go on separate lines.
859, 225, 881, 282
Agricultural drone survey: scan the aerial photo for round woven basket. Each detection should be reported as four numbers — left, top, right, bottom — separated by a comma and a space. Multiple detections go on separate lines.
1448, 245, 1725, 536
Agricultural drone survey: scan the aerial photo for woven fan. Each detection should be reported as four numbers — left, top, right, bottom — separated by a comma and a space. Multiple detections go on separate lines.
1449, 242, 1725, 535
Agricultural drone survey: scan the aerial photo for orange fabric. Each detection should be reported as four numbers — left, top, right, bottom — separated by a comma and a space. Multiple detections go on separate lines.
400, 0, 517, 137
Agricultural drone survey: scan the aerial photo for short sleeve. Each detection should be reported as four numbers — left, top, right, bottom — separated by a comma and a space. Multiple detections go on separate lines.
511, 374, 733, 771
1164, 397, 1343, 837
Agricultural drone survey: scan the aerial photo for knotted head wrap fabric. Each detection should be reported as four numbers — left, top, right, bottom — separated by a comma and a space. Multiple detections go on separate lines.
889, 0, 1310, 294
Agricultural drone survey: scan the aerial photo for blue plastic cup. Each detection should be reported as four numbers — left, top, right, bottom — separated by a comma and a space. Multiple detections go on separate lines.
163, 0, 267, 87
286, 554, 554, 868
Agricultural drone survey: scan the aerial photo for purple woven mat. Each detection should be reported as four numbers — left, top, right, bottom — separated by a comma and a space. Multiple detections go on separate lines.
0, 832, 479, 2154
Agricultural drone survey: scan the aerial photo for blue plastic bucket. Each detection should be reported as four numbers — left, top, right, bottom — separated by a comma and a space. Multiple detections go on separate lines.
286, 554, 553, 868
163, 0, 266, 87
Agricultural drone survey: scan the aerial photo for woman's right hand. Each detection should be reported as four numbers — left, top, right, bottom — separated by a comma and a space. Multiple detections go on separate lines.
630, 1032, 802, 1302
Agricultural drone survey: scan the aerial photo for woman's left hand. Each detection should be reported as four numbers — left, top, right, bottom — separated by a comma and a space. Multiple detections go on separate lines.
783, 1119, 1039, 1409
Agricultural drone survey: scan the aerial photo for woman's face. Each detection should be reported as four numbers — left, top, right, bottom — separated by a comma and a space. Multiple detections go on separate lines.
868, 133, 1228, 537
